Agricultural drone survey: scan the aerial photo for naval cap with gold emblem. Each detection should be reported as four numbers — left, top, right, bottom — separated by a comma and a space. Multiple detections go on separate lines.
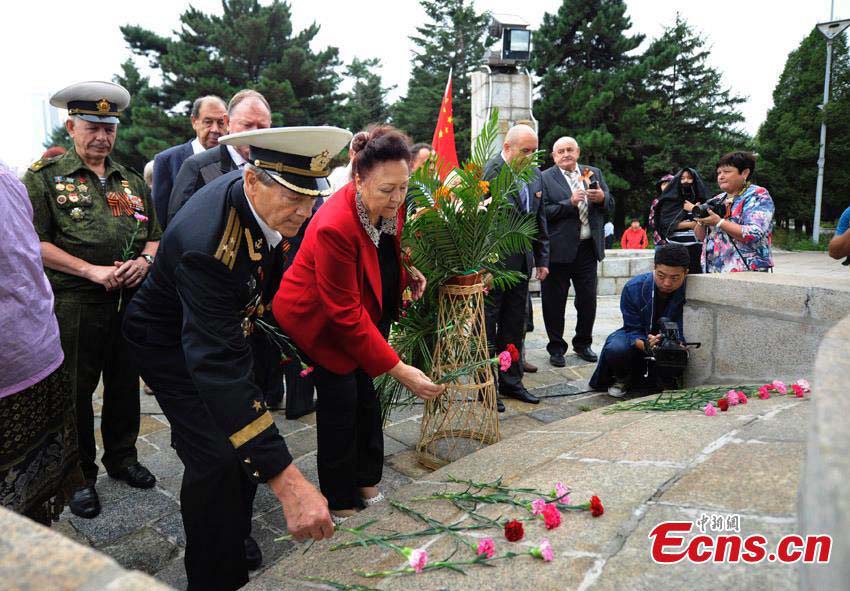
219, 126, 352, 197
50, 81, 131, 125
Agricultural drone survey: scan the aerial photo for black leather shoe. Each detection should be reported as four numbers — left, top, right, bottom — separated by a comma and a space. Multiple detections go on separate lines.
549, 354, 566, 367
496, 399, 506, 413
574, 347, 598, 363
109, 463, 156, 489
69, 486, 101, 519
245, 536, 263, 570
502, 388, 540, 404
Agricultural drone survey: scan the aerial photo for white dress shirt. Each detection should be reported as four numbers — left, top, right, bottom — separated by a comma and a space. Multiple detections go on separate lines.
562, 166, 591, 240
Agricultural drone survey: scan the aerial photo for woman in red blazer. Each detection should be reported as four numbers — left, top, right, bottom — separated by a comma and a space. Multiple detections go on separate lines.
273, 127, 443, 521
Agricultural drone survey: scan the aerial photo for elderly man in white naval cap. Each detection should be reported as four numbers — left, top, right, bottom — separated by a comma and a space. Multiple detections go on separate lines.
122, 126, 351, 591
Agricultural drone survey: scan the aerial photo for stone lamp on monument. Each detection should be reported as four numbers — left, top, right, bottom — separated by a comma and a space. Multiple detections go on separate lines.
471, 14, 536, 151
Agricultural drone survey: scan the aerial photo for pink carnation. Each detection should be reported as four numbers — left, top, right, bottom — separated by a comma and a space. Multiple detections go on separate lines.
530, 538, 554, 561
531, 498, 546, 515
795, 379, 811, 393
738, 391, 748, 404
704, 402, 717, 417
757, 386, 771, 400
772, 380, 787, 395
498, 350, 512, 372
299, 366, 314, 378
406, 548, 428, 573
133, 212, 149, 223
554, 481, 571, 504
476, 538, 495, 559
792, 384, 805, 397
725, 390, 740, 406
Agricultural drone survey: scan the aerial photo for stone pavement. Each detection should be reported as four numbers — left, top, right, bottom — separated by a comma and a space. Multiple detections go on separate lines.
252, 392, 810, 591
55, 295, 624, 589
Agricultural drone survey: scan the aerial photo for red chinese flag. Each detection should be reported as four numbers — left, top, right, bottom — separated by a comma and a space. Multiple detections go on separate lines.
431, 70, 460, 180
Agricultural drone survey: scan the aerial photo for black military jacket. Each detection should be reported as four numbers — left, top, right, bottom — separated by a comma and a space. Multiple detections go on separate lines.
124, 171, 290, 482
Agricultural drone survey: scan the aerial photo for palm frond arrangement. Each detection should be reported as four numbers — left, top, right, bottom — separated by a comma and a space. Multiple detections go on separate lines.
377, 110, 541, 422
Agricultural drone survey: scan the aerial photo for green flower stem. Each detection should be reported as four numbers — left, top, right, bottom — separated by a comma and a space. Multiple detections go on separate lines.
302, 577, 382, 591
388, 501, 480, 550
434, 358, 499, 385
603, 385, 761, 414
356, 554, 513, 578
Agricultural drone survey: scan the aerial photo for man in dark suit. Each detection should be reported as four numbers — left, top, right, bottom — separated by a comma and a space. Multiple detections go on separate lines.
483, 124, 549, 410
539, 136, 614, 367
152, 95, 227, 229
123, 126, 351, 591
168, 89, 272, 224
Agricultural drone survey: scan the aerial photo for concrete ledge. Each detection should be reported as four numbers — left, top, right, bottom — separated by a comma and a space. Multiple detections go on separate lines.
799, 314, 850, 590
529, 249, 653, 295
684, 274, 850, 385
0, 507, 174, 591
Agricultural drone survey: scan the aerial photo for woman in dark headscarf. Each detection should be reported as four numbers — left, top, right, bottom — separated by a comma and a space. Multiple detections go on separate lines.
652, 168, 707, 274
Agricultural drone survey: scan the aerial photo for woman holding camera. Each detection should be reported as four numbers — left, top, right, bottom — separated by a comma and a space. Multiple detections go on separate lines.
693, 152, 774, 273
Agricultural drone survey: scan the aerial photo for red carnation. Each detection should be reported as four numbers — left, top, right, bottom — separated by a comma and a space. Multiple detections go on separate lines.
589, 496, 604, 517
506, 343, 520, 363
504, 519, 524, 542
717, 398, 729, 412
542, 504, 562, 529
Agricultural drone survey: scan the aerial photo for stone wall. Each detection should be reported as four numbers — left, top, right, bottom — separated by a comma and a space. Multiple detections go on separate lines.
529, 249, 654, 295
799, 314, 850, 590
684, 273, 850, 385
0, 506, 174, 590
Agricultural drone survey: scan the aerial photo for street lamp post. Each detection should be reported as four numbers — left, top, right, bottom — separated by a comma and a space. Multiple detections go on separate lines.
813, 9, 850, 244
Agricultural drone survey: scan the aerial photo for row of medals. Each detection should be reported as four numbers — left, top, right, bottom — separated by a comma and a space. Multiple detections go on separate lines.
55, 178, 134, 220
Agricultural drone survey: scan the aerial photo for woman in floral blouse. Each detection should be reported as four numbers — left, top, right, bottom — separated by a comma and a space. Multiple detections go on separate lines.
693, 152, 774, 272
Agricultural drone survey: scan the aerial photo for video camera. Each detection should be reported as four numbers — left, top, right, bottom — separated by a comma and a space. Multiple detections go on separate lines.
648, 317, 701, 371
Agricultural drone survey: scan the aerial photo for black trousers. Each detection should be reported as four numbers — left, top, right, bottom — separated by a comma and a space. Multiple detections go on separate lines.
124, 332, 256, 591
313, 367, 383, 510
54, 298, 140, 484
484, 277, 529, 394
283, 362, 316, 419
541, 240, 598, 356
155, 387, 256, 591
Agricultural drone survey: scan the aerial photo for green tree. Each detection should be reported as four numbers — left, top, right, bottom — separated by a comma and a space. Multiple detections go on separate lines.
392, 0, 489, 158
641, 14, 747, 185
529, 0, 650, 226
756, 28, 850, 232
342, 58, 394, 132
56, 0, 347, 167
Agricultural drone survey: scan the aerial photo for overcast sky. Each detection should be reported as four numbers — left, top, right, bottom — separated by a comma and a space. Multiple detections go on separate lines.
2, 0, 846, 171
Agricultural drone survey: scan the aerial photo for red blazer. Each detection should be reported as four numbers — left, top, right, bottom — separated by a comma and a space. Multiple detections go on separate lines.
273, 182, 407, 377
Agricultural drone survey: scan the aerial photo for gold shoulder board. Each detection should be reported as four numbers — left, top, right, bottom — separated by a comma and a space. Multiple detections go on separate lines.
214, 207, 242, 270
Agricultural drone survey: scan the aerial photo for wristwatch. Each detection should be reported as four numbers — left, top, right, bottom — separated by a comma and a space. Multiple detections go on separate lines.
141, 254, 155, 265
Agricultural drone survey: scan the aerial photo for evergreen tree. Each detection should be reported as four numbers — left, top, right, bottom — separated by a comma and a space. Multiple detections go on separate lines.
756, 28, 850, 231
53, 0, 347, 167
392, 0, 489, 159
641, 14, 747, 185
529, 0, 650, 226
342, 58, 394, 132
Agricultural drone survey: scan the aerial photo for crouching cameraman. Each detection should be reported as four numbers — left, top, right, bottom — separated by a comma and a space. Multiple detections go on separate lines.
589, 244, 691, 398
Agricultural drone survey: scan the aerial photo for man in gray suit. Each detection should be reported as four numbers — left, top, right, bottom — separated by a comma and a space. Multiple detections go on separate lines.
538, 136, 614, 367
167, 89, 272, 223
482, 124, 549, 409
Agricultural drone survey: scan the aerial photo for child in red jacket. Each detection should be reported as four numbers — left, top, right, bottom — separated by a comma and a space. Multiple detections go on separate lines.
621, 218, 648, 249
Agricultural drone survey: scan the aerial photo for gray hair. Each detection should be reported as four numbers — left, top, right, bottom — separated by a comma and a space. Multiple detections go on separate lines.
552, 136, 579, 151
143, 160, 154, 187
191, 95, 227, 118
228, 90, 271, 116
244, 163, 276, 187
